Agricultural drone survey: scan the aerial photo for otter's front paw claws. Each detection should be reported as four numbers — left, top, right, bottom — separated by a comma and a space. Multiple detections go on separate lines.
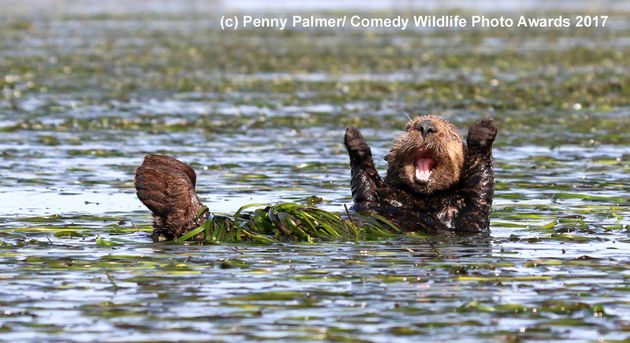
344, 127, 370, 159
467, 118, 498, 150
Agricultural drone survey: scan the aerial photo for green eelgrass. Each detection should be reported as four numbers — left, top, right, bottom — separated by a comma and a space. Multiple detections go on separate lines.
175, 203, 405, 244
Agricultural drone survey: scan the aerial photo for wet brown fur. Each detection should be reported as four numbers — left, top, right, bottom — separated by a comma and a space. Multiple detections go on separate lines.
345, 116, 497, 233
134, 154, 208, 240
384, 115, 465, 195
134, 116, 497, 239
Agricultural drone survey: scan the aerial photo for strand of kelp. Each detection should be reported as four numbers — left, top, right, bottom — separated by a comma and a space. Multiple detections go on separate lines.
175, 203, 404, 243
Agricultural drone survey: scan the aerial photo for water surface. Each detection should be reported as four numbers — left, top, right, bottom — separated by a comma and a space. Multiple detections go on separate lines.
1, 1, 629, 342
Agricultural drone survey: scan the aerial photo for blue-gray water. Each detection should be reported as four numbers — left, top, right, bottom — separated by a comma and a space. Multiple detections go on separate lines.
1, 1, 629, 342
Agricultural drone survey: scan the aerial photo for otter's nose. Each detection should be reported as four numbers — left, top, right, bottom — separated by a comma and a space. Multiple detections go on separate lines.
417, 120, 437, 138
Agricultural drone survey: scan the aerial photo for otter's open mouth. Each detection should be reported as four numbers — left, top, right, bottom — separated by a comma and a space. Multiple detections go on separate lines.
414, 149, 436, 183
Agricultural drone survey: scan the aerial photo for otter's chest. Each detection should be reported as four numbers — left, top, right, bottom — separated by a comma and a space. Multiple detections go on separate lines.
409, 191, 462, 228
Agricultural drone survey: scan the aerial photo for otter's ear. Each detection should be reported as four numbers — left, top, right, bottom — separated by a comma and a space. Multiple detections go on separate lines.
384, 149, 394, 162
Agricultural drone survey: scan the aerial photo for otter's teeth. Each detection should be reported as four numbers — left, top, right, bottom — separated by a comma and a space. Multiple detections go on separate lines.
415, 158, 435, 182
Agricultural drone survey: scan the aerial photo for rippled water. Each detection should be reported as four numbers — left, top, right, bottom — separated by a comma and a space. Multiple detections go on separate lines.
1, 1, 629, 342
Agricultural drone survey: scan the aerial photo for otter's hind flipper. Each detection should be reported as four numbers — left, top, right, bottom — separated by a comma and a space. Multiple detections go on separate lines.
141, 154, 197, 188
134, 154, 208, 240
344, 127, 384, 204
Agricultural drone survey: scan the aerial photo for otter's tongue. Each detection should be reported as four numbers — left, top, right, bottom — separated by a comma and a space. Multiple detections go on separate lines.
415, 150, 436, 182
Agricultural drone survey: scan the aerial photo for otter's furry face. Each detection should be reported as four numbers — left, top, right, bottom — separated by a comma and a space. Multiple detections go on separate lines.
384, 115, 464, 195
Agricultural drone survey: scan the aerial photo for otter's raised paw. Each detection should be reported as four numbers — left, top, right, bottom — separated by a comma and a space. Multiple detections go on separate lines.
344, 127, 372, 160
467, 118, 498, 150
343, 126, 372, 158
344, 126, 378, 174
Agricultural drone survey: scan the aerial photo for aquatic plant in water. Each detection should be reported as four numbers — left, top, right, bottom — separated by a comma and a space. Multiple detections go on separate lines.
174, 203, 406, 243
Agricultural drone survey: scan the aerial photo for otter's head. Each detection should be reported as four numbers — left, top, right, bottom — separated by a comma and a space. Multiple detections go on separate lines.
384, 115, 465, 195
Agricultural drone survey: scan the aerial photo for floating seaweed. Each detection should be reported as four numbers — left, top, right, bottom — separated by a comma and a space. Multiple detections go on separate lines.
174, 203, 405, 243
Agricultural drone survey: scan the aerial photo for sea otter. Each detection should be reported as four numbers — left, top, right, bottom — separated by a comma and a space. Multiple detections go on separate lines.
134, 116, 497, 240
344, 115, 497, 233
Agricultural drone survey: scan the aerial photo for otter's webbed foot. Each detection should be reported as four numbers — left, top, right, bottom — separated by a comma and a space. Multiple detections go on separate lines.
135, 154, 208, 240
344, 127, 384, 204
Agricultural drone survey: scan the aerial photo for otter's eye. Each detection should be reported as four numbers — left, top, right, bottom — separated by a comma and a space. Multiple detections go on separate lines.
416, 120, 437, 138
